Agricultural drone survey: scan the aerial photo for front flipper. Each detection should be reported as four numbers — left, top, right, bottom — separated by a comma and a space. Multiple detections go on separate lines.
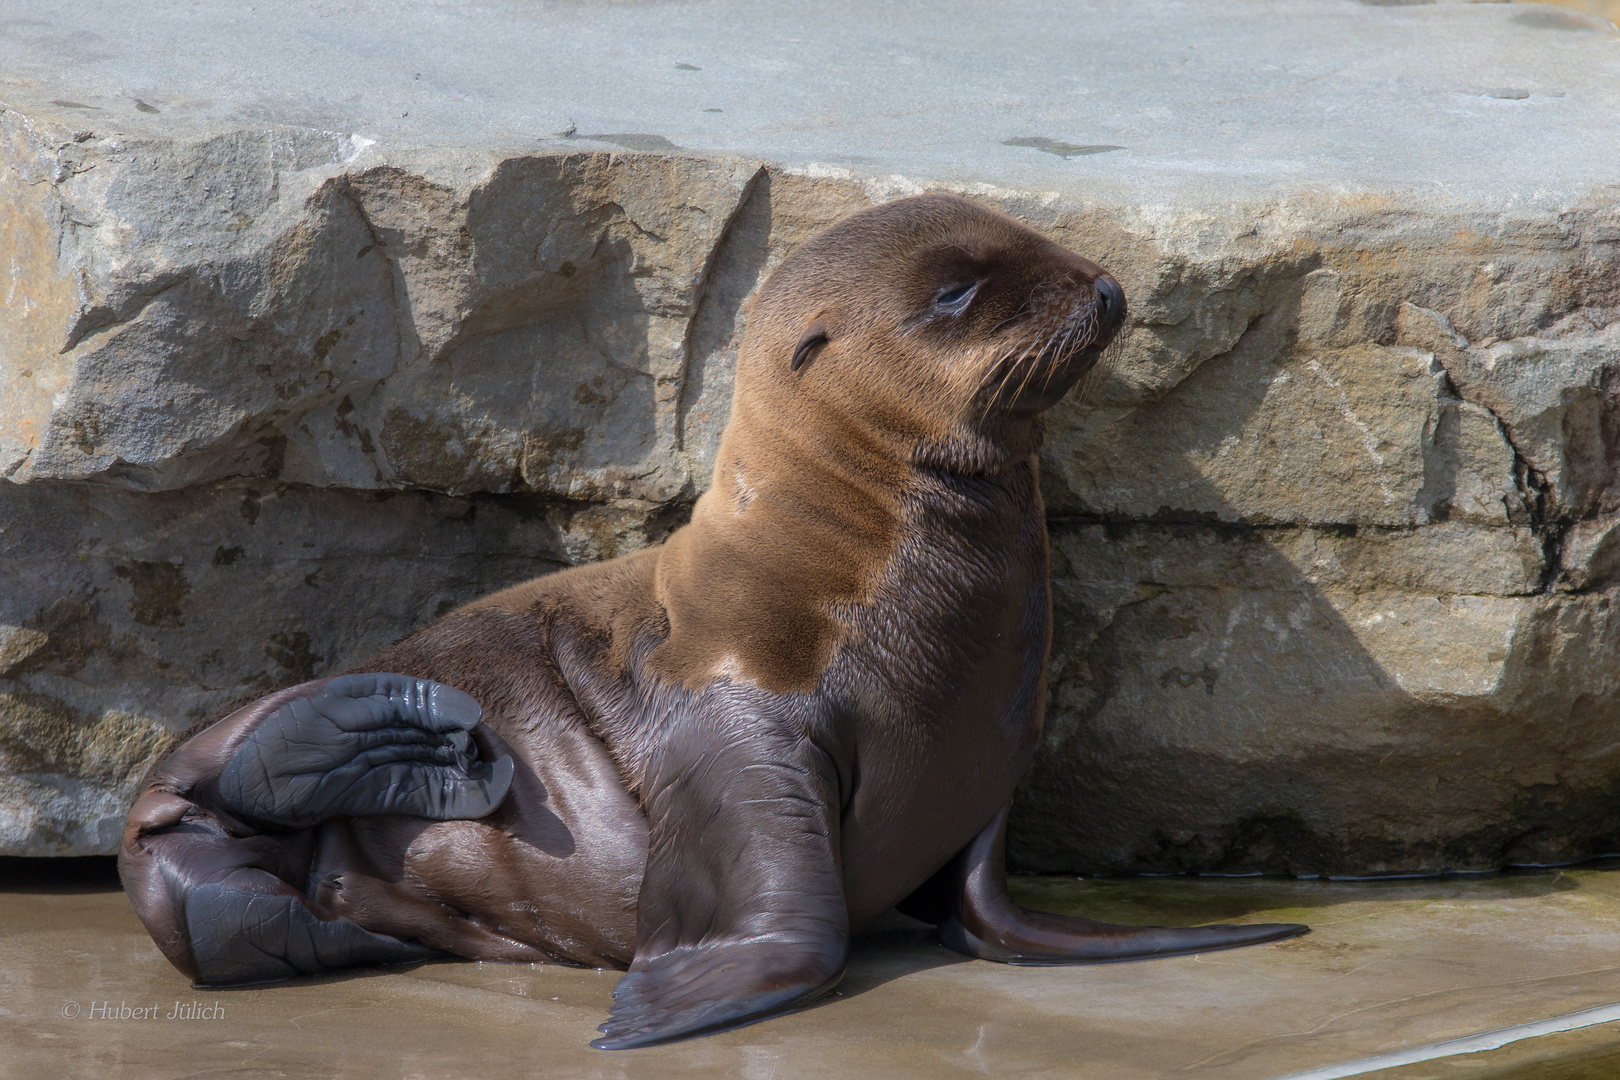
909, 805, 1307, 965
208, 672, 515, 829
592, 706, 848, 1050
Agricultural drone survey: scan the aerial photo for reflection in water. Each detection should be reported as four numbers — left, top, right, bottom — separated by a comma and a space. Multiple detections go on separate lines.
1006, 864, 1596, 929
1477, 1041, 1620, 1080
1526, 0, 1620, 23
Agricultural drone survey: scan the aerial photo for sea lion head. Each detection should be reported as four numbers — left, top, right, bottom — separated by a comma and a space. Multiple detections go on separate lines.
658, 194, 1127, 692
734, 192, 1126, 471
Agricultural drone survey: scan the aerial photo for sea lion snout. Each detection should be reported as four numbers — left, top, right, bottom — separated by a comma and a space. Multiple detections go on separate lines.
1093, 273, 1126, 336
974, 257, 1127, 418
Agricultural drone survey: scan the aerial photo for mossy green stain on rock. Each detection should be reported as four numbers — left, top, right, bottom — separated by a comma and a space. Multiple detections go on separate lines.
0, 627, 49, 677
0, 689, 173, 783
15, 598, 111, 676
264, 631, 325, 683
113, 562, 189, 628
519, 427, 589, 486
379, 407, 489, 493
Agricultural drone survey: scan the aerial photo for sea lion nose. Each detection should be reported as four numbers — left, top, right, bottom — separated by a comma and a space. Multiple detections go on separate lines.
1093, 274, 1126, 334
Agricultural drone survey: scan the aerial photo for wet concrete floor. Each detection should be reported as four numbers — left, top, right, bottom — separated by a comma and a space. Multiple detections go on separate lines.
2, 860, 1618, 1079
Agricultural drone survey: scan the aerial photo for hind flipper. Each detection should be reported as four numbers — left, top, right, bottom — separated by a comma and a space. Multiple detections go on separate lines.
186, 873, 439, 986
905, 805, 1308, 965
206, 672, 514, 828
121, 791, 445, 984
121, 673, 509, 986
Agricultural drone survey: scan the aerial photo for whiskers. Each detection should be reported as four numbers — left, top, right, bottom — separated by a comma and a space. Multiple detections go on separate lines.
972, 290, 1111, 417
1072, 332, 1124, 404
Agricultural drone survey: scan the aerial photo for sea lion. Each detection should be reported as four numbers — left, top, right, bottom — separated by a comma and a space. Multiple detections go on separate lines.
119, 193, 1306, 1049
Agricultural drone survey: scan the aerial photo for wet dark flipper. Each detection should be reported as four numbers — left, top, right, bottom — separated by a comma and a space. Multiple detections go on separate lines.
592, 940, 845, 1050
120, 673, 506, 986
210, 672, 514, 828
937, 910, 1307, 965
186, 874, 441, 985
910, 805, 1308, 965
592, 710, 848, 1050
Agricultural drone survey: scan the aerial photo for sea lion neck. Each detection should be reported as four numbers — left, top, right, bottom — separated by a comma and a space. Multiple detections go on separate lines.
918, 413, 1048, 478
646, 394, 911, 696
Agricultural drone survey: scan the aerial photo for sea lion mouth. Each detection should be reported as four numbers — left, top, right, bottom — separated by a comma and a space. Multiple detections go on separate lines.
978, 345, 1104, 415
975, 277, 1125, 415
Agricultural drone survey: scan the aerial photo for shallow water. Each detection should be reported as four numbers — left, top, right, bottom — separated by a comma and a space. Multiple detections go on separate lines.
1528, 0, 1620, 22
4, 859, 1620, 1079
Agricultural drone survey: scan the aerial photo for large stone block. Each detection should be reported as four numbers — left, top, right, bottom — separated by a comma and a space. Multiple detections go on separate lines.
2, 0, 1619, 868
0, 480, 681, 853
1014, 521, 1620, 874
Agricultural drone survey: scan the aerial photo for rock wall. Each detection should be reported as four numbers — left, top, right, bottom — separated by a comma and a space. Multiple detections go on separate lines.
4, 105, 1618, 871
1020, 206, 1620, 873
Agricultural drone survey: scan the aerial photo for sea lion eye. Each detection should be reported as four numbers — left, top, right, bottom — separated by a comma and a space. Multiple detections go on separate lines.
934, 282, 979, 311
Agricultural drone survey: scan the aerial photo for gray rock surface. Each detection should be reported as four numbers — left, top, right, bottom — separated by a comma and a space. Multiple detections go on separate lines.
2, 0, 1618, 869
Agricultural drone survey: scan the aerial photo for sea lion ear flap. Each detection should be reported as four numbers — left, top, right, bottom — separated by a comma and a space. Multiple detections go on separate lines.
790, 321, 830, 373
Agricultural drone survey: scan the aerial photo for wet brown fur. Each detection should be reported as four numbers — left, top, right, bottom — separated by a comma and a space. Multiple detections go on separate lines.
650, 194, 1116, 693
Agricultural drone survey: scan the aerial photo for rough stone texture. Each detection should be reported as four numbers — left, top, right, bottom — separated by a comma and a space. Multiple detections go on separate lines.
1, 0, 1619, 869
0, 480, 684, 852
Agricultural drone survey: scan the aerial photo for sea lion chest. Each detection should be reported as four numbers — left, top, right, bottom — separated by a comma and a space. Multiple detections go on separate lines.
829, 462, 1050, 927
